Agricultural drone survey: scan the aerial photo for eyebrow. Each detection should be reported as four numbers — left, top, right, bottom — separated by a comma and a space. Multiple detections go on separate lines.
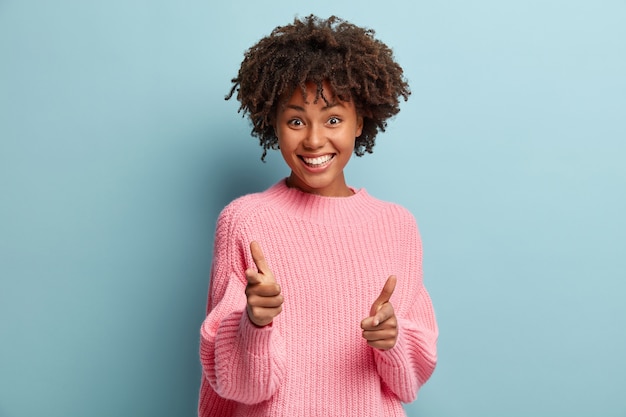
285, 102, 340, 112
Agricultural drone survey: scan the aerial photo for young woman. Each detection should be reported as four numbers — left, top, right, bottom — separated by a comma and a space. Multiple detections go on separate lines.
199, 15, 438, 417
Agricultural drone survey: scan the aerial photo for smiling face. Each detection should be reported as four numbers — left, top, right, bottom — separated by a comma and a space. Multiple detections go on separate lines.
275, 81, 363, 197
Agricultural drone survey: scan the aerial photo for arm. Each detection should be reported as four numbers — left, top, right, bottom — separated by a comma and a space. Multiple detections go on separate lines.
371, 285, 438, 403
361, 210, 438, 403
199, 207, 286, 404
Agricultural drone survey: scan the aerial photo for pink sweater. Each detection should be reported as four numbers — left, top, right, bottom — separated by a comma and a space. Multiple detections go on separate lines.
199, 180, 438, 416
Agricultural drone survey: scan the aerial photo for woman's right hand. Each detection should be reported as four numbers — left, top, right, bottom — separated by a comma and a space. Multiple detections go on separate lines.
245, 241, 283, 327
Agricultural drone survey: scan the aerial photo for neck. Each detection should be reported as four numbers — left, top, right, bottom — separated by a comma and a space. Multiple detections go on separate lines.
285, 174, 354, 197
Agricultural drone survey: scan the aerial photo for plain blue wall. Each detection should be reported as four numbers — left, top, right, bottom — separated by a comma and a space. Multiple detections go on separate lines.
1, 1, 625, 416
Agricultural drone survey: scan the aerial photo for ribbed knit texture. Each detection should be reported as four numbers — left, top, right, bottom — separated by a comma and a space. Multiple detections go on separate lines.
199, 179, 438, 417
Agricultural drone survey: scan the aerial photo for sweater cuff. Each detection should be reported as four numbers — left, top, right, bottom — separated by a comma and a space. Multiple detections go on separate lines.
239, 311, 275, 356
372, 324, 409, 369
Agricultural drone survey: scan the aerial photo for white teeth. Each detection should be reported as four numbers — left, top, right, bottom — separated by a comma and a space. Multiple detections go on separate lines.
302, 155, 333, 166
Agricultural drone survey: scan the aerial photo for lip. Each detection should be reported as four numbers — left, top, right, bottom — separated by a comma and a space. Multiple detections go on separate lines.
298, 153, 335, 172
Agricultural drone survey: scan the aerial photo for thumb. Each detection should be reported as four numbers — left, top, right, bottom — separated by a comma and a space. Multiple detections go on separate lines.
248, 241, 276, 283
369, 275, 397, 317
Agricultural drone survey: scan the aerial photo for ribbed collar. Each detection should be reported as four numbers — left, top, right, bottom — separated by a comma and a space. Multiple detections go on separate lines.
262, 179, 385, 225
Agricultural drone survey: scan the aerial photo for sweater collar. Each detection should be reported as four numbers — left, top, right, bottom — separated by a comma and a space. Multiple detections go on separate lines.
263, 179, 383, 225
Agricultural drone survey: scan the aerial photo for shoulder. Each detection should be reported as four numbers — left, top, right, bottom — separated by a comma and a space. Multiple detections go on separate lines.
362, 191, 418, 226
360, 192, 422, 250
216, 183, 285, 233
218, 190, 271, 226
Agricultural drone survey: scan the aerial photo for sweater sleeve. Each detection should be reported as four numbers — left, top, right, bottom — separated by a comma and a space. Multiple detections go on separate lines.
199, 204, 286, 405
371, 209, 438, 403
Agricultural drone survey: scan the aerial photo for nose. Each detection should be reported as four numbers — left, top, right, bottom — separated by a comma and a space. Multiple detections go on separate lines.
303, 124, 325, 150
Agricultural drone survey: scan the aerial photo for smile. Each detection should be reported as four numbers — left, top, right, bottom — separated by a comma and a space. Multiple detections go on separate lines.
300, 154, 335, 167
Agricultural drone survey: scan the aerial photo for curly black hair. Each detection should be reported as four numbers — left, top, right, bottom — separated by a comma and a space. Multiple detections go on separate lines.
226, 14, 410, 161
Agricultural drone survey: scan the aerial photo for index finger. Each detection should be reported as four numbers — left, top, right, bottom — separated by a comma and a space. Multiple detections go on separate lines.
370, 275, 397, 316
250, 241, 274, 279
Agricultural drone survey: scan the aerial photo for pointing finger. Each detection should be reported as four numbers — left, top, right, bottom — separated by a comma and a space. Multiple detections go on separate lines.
248, 241, 275, 283
370, 275, 397, 318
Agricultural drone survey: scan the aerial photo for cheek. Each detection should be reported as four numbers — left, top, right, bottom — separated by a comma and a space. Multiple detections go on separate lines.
277, 134, 297, 162
276, 128, 301, 151
339, 133, 357, 152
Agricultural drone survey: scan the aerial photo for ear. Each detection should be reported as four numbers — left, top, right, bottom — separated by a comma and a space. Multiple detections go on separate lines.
355, 115, 364, 137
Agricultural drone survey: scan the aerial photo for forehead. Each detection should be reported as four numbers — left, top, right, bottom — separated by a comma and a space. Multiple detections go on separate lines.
281, 80, 348, 108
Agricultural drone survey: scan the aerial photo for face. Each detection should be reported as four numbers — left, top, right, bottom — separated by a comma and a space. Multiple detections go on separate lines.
274, 81, 363, 197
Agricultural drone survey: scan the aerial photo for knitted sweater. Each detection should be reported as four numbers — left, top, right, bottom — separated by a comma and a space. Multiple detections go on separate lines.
198, 179, 438, 417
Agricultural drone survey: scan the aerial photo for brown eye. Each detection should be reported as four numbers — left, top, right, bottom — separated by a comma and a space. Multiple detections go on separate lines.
328, 117, 341, 125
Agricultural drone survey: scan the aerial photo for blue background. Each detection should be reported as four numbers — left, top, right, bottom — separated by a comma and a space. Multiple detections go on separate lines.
1, 1, 625, 416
